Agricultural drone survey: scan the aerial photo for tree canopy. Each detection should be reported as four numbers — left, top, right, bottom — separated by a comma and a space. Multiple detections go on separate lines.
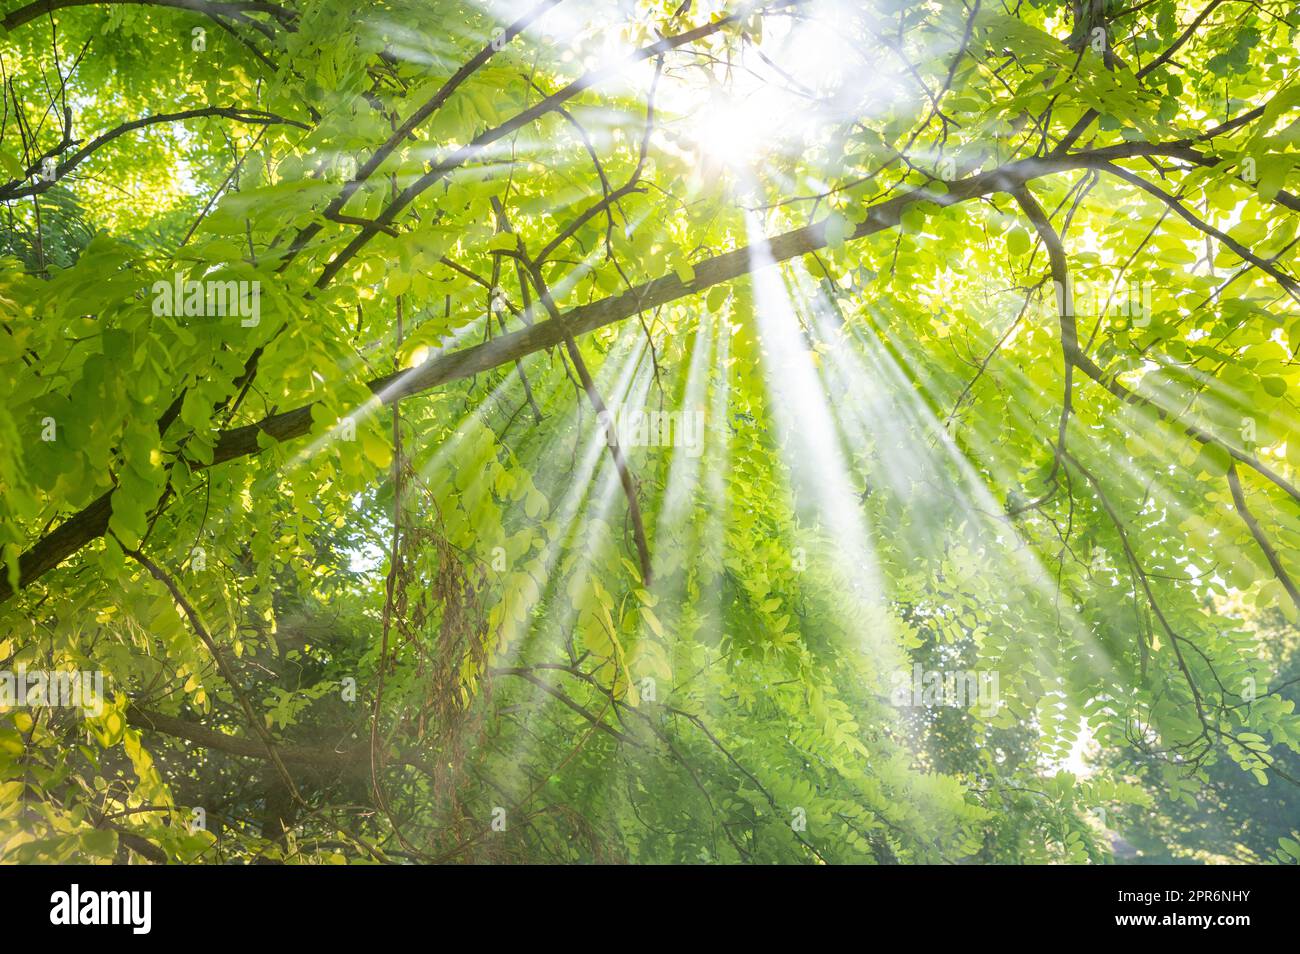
1, 0, 1298, 864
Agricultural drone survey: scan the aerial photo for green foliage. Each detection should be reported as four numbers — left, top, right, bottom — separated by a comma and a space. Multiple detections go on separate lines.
1, 0, 1298, 863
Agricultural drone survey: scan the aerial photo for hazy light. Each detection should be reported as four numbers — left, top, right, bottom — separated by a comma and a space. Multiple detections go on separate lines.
688, 94, 772, 170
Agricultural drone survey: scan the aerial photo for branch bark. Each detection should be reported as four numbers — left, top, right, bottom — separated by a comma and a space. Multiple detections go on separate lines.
127, 704, 356, 769
3, 144, 1296, 605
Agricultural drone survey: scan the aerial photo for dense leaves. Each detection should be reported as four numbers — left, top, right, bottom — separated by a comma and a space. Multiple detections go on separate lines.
0, 0, 1298, 863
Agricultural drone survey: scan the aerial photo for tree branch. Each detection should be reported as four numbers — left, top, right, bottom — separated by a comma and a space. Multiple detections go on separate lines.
3, 144, 1294, 605
0, 106, 308, 202
1226, 461, 1300, 616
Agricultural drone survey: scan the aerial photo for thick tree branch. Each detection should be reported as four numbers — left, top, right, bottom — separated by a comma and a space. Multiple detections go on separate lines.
127, 704, 356, 769
3, 145, 1294, 606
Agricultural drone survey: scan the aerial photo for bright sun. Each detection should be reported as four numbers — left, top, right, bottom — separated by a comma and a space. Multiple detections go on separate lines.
689, 95, 771, 169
